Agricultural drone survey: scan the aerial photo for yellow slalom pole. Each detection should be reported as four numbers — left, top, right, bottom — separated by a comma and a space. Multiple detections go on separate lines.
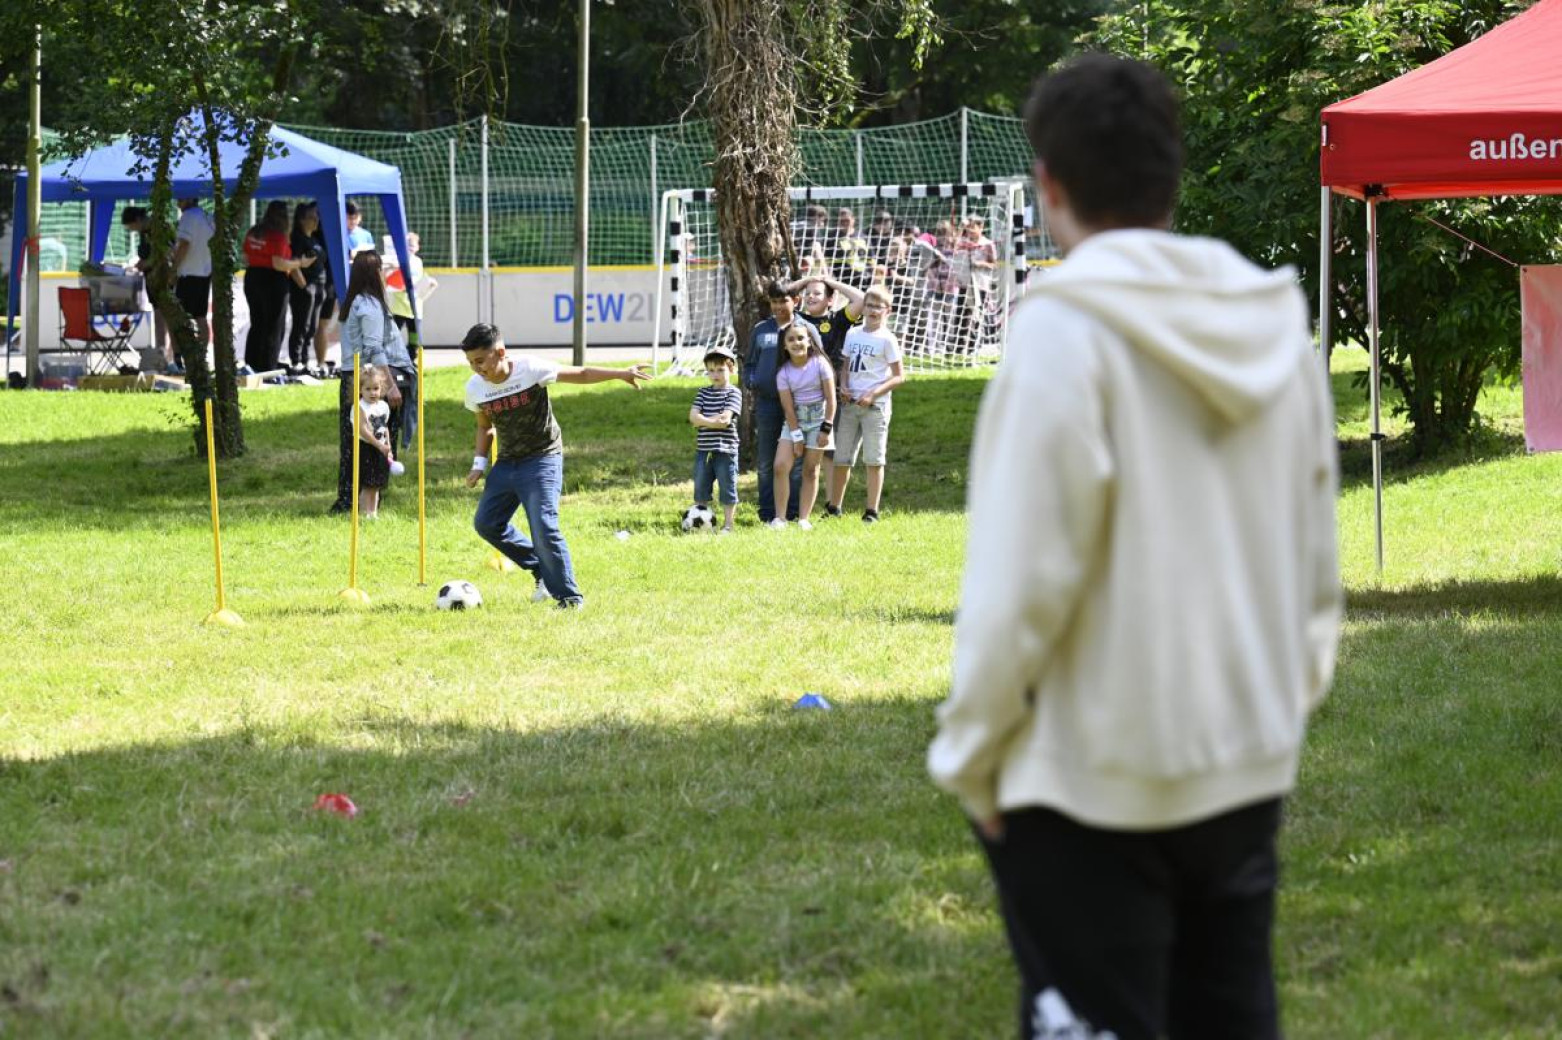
202, 398, 244, 628
339, 363, 371, 606
485, 434, 517, 572
417, 344, 427, 586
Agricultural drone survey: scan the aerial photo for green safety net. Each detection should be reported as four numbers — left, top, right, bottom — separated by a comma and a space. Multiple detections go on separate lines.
21, 111, 1033, 271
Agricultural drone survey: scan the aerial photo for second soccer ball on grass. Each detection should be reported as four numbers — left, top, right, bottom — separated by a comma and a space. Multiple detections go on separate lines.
680, 505, 717, 532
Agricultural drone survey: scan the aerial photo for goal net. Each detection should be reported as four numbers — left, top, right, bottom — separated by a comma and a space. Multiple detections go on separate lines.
653, 182, 1034, 375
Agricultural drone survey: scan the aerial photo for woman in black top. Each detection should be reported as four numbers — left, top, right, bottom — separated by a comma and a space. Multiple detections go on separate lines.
287, 202, 331, 376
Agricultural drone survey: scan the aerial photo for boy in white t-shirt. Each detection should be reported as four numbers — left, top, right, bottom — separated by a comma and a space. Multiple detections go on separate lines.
826, 285, 905, 523
460, 323, 649, 609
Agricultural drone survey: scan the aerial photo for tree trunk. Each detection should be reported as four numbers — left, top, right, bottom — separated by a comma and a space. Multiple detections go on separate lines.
194, 42, 299, 458
697, 0, 797, 470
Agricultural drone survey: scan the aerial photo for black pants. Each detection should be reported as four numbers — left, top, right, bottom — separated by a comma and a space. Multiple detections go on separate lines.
288, 281, 327, 368
980, 799, 1283, 1040
243, 268, 289, 372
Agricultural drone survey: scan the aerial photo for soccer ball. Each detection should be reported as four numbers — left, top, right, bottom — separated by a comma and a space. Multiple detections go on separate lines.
435, 580, 483, 611
680, 504, 716, 532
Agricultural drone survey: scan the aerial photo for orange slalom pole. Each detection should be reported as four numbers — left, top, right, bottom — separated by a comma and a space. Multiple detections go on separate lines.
202, 398, 243, 628
339, 363, 371, 606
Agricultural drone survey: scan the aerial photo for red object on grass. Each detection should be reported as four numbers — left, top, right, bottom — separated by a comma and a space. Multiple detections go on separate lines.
313, 793, 359, 817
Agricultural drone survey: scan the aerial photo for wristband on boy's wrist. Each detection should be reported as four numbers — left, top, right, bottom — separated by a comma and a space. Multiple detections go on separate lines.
472, 455, 489, 472
818, 420, 833, 433
789, 428, 805, 443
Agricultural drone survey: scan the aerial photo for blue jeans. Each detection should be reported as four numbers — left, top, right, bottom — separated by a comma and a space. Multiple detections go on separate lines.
693, 450, 738, 506
754, 395, 802, 522
473, 454, 582, 602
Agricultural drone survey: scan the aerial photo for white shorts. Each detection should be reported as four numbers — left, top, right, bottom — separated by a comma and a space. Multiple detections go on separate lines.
835, 398, 891, 467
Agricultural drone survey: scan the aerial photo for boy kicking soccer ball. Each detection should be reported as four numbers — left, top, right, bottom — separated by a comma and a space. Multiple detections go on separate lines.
461, 323, 649, 608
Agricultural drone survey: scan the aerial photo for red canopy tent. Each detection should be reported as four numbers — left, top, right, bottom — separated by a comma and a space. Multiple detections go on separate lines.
1319, 0, 1562, 569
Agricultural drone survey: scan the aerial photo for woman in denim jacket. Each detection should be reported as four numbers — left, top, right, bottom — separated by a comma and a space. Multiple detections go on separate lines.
330, 251, 410, 514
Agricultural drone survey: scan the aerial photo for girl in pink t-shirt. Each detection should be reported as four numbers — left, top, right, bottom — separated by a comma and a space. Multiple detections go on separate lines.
771, 320, 837, 530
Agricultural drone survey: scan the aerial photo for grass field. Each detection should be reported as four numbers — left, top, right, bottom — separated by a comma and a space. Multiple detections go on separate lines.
1, 351, 1559, 1038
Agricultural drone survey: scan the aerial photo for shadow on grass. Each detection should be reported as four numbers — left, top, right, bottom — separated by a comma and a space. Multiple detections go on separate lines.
0, 701, 1007, 1037
1347, 573, 1562, 619
0, 373, 989, 530
1335, 426, 1528, 490
1328, 355, 1532, 489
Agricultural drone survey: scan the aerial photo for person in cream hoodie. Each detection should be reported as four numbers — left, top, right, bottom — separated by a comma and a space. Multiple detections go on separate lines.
928, 56, 1342, 1040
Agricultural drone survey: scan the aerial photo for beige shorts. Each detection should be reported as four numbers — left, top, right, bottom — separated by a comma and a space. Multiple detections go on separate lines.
835, 397, 892, 467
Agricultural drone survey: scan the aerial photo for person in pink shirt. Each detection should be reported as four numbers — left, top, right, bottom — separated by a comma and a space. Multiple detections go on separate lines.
770, 320, 837, 530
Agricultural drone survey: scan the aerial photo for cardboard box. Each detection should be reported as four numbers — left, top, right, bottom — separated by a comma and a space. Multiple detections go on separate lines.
79, 373, 156, 393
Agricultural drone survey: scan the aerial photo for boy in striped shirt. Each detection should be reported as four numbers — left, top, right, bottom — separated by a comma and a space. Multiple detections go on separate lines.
689, 346, 744, 533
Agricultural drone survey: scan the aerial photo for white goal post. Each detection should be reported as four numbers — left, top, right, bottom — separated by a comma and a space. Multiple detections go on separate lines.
652, 181, 1033, 375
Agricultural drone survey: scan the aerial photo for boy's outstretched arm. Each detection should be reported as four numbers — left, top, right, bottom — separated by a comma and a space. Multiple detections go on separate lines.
556, 365, 651, 388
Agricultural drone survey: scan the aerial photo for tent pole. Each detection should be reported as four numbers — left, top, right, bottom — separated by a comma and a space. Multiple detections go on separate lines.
1318, 186, 1332, 371
25, 25, 42, 387
1366, 198, 1384, 575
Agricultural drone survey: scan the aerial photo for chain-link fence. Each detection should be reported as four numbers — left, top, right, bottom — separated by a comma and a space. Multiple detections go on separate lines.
22, 110, 1033, 272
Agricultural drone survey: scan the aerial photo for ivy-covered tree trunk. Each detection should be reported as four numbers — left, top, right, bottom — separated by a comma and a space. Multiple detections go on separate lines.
193, 42, 299, 459
696, 0, 797, 469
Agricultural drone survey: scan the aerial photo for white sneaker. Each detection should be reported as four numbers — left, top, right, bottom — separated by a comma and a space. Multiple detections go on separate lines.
531, 577, 550, 603
717, 526, 733, 536
767, 518, 787, 530
796, 518, 813, 531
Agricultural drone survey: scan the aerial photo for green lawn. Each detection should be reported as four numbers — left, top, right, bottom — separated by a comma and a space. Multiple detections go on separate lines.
0, 352, 1558, 1038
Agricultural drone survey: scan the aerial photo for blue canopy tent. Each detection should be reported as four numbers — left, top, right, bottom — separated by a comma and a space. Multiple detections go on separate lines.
5, 116, 423, 365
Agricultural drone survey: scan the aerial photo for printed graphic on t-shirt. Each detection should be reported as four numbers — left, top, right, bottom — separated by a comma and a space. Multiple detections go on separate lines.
842, 325, 902, 396
465, 358, 563, 460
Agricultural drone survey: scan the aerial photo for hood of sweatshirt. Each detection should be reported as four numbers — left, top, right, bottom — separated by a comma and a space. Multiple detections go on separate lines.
1032, 229, 1309, 426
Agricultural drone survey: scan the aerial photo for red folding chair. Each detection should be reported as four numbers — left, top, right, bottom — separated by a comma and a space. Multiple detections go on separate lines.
58, 286, 137, 374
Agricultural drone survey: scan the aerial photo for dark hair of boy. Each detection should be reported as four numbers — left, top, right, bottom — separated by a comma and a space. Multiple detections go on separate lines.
120, 206, 148, 225
765, 280, 793, 301
1023, 53, 1183, 229
345, 201, 360, 217
461, 322, 502, 352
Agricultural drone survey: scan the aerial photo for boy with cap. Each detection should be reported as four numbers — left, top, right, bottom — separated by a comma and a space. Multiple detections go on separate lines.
689, 345, 743, 533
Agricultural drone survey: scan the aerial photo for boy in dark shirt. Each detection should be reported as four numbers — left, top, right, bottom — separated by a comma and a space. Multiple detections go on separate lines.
462, 323, 649, 608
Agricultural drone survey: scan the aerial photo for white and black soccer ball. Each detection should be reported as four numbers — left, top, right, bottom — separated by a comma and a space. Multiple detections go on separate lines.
680, 504, 717, 533
435, 580, 484, 611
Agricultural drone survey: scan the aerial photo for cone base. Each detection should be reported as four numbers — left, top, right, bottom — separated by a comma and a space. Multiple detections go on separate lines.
203, 607, 245, 628
485, 555, 519, 572
338, 587, 372, 607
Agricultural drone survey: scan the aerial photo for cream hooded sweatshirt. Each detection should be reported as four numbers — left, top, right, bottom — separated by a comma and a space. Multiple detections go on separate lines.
928, 229, 1342, 830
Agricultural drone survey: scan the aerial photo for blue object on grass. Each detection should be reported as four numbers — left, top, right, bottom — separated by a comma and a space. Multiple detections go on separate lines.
793, 693, 832, 710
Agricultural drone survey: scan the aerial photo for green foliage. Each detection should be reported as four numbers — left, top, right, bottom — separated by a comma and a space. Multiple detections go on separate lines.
1089, 0, 1562, 455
